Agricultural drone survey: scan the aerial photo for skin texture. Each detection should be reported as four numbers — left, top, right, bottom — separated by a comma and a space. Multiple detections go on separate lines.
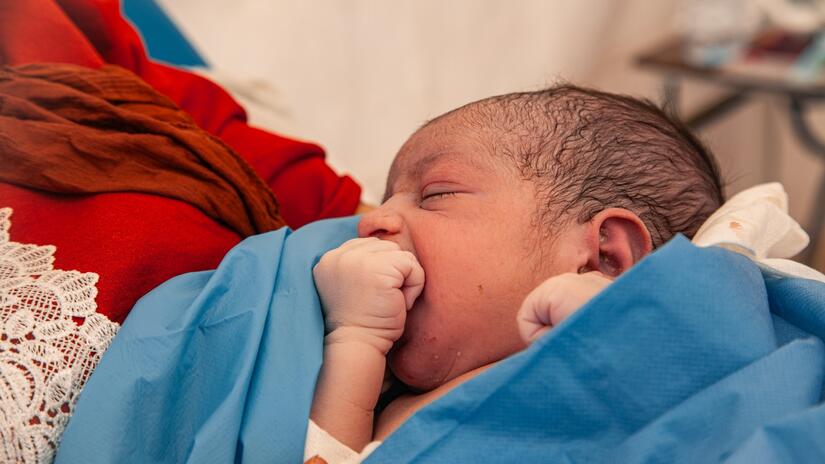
358, 117, 590, 391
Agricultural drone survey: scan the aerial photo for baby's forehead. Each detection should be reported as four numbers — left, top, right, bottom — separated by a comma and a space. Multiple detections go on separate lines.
384, 151, 461, 200
388, 118, 504, 178
384, 139, 504, 200
389, 150, 464, 180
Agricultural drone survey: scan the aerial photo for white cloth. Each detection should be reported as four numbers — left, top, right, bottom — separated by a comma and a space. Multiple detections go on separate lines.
692, 182, 825, 283
304, 420, 381, 464
0, 207, 120, 463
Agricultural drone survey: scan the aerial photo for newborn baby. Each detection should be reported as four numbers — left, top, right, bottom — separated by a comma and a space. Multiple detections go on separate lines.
309, 84, 723, 453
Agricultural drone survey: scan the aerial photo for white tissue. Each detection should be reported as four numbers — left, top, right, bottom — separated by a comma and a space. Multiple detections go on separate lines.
692, 182, 824, 282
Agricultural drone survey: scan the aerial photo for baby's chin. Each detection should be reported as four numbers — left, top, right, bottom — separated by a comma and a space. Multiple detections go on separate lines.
388, 331, 468, 392
388, 344, 450, 392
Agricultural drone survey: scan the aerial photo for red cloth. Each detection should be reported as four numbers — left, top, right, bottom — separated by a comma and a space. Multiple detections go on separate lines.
0, 0, 360, 227
1, 63, 287, 237
0, 184, 241, 324
0, 0, 361, 322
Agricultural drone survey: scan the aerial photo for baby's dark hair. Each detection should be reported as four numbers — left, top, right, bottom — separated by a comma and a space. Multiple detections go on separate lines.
438, 84, 724, 247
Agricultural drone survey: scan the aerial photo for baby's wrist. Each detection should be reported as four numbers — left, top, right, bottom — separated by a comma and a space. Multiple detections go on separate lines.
318, 330, 390, 413
325, 326, 395, 356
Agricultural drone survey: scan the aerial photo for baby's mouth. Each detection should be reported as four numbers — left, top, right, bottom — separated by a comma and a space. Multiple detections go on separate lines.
388, 303, 420, 363
389, 337, 407, 359
392, 310, 416, 351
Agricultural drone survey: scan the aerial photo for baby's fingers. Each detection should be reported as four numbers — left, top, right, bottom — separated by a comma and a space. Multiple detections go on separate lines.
516, 282, 557, 345
517, 272, 612, 345
400, 253, 425, 310
383, 251, 425, 310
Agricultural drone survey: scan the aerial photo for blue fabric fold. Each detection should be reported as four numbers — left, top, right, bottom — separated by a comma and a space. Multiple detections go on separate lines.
365, 238, 825, 463
57, 216, 359, 464
56, 219, 825, 464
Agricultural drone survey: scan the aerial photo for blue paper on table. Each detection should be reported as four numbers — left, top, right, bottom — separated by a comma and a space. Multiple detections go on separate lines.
57, 216, 825, 463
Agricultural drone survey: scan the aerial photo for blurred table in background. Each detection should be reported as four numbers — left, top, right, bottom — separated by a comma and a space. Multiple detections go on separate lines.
636, 33, 825, 265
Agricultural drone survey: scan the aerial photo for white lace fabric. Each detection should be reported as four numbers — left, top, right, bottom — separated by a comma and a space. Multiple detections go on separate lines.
0, 207, 119, 463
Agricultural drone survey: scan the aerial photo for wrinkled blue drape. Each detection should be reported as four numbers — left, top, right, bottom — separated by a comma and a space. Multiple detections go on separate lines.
57, 216, 825, 463
58, 217, 358, 464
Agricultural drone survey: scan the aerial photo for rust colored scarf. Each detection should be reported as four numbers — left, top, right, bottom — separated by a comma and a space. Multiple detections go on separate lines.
0, 63, 284, 236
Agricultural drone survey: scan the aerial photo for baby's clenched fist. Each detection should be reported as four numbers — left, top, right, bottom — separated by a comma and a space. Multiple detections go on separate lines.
313, 237, 425, 355
517, 272, 611, 345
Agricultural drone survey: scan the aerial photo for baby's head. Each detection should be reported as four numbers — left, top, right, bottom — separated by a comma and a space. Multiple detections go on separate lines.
359, 84, 723, 391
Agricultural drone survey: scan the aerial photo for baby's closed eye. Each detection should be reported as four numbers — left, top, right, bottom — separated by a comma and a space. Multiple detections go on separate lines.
422, 191, 457, 201
421, 181, 464, 202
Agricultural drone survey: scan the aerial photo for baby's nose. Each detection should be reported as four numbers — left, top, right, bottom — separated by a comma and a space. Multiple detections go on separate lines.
357, 208, 403, 239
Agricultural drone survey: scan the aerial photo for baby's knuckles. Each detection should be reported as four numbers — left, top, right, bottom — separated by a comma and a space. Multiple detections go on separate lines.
314, 239, 410, 354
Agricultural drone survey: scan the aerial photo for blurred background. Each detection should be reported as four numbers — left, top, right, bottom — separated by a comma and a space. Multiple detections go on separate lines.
131, 0, 825, 268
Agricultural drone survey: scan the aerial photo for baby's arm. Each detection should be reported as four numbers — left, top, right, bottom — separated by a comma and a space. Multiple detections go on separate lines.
517, 272, 611, 344
311, 238, 424, 451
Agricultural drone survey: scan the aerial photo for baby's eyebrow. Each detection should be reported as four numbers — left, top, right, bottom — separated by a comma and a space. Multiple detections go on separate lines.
384, 151, 458, 201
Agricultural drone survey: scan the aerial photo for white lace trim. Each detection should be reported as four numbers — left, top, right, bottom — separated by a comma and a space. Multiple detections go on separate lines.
0, 207, 119, 463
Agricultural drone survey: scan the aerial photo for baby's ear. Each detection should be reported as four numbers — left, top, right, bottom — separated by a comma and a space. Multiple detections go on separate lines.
587, 208, 652, 277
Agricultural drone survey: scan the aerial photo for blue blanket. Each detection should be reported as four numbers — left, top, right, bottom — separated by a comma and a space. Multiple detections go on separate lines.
56, 216, 825, 463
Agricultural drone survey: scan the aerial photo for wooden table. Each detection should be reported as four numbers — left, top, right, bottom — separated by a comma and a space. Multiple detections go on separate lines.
636, 37, 825, 264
